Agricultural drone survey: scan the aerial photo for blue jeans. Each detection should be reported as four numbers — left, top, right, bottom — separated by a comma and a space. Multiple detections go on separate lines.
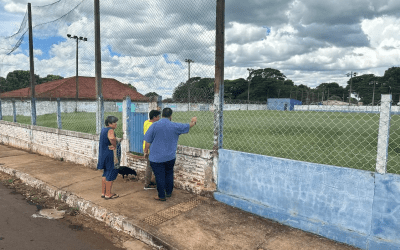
150, 159, 176, 199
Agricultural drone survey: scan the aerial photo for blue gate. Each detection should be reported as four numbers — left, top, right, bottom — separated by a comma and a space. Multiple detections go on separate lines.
128, 112, 148, 154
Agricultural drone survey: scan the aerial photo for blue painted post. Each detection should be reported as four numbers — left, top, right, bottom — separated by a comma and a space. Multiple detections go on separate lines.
57, 98, 62, 129
121, 96, 131, 166
0, 99, 2, 120
31, 98, 36, 125
12, 99, 16, 122
376, 94, 392, 174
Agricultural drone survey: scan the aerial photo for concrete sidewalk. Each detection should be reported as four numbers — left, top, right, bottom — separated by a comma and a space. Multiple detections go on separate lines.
0, 144, 358, 250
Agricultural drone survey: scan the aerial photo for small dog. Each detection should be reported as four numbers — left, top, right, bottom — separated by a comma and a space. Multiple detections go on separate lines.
118, 167, 137, 179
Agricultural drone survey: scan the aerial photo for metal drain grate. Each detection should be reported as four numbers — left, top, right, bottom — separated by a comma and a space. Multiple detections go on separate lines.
143, 198, 204, 226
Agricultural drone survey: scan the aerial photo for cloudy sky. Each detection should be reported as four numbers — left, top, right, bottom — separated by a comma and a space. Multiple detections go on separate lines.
1, 0, 400, 98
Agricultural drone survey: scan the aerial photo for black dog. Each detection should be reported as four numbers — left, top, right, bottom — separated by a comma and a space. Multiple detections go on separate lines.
118, 167, 137, 179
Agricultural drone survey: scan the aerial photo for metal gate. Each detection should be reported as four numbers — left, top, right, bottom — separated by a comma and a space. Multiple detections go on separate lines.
128, 112, 148, 154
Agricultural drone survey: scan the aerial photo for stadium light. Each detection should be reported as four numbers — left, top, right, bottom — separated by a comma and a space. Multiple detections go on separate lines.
67, 34, 88, 100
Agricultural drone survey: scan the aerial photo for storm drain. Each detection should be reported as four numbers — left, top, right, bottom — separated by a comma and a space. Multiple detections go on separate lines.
143, 198, 204, 226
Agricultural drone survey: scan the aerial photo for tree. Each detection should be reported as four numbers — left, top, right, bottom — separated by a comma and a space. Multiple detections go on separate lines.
236, 68, 287, 102
1, 70, 64, 93
38, 74, 63, 84
224, 78, 247, 101
127, 83, 137, 91
315, 82, 346, 102
172, 77, 214, 102
0, 77, 5, 92
145, 92, 159, 97
3, 70, 38, 92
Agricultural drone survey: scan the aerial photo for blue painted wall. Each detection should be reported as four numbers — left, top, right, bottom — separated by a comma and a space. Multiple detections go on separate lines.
215, 149, 400, 250
268, 98, 302, 111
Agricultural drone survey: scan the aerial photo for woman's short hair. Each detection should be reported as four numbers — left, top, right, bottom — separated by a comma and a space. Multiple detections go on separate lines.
162, 108, 173, 118
105, 116, 118, 126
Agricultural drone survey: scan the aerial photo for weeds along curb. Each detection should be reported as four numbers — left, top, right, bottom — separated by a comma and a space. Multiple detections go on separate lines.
0, 165, 176, 250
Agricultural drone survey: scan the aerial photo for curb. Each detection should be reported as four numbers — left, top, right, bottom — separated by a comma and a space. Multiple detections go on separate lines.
0, 165, 176, 250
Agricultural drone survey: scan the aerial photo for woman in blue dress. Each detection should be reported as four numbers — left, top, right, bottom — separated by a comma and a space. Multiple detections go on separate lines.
97, 116, 120, 199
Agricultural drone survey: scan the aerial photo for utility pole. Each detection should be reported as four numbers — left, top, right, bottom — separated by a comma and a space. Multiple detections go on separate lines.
28, 3, 36, 125
94, 0, 103, 134
213, 0, 225, 186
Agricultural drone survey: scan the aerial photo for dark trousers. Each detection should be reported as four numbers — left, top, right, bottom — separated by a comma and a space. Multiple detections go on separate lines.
150, 159, 176, 199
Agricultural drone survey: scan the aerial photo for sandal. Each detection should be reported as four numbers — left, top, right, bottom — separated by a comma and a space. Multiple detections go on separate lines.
154, 196, 166, 201
105, 194, 119, 200
101, 194, 105, 198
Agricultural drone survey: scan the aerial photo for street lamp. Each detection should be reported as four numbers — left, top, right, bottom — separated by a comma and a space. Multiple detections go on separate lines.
247, 68, 254, 110
346, 71, 357, 105
67, 34, 87, 100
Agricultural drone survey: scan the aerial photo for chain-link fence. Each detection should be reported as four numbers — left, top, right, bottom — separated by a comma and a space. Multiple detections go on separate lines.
388, 108, 400, 175
224, 101, 381, 171
1, 1, 400, 175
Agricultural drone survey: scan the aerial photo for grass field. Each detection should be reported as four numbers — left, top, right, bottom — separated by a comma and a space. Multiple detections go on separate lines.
3, 110, 400, 174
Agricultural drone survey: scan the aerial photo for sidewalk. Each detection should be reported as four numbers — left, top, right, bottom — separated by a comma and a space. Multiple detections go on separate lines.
0, 144, 358, 250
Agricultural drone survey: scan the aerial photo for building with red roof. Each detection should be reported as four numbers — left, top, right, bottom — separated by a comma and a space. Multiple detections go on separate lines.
0, 76, 148, 101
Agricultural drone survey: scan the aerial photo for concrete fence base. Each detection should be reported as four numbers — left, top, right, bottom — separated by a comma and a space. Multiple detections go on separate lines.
0, 120, 215, 196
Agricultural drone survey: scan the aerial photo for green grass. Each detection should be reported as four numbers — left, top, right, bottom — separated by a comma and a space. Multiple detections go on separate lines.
3, 112, 123, 138
3, 110, 400, 174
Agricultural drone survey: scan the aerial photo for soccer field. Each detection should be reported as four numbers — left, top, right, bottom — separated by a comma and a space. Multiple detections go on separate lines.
3, 110, 400, 174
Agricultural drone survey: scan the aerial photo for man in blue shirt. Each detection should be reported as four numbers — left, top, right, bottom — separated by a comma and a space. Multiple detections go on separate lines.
143, 107, 197, 201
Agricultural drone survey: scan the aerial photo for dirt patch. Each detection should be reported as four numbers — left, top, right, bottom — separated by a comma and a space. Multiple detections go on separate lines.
0, 171, 153, 250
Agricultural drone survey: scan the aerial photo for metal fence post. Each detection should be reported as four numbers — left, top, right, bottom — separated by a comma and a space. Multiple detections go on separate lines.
57, 98, 62, 129
376, 94, 392, 174
31, 98, 36, 125
121, 96, 131, 166
12, 99, 16, 122
213, 0, 225, 187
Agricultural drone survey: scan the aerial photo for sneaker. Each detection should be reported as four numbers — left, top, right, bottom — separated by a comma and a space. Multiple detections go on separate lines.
144, 184, 156, 190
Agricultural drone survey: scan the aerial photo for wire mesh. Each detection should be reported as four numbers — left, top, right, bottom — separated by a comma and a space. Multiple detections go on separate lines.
387, 107, 400, 175
2, 1, 398, 175
0, 0, 216, 149
223, 99, 380, 171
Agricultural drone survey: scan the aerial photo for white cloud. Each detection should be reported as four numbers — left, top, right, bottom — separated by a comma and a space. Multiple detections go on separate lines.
1, 0, 400, 97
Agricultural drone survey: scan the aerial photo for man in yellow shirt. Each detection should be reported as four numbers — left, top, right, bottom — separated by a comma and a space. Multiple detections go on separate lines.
143, 110, 161, 189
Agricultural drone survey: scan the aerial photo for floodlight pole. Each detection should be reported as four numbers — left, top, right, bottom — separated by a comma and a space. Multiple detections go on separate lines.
346, 71, 357, 105
185, 59, 194, 80
67, 34, 87, 101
